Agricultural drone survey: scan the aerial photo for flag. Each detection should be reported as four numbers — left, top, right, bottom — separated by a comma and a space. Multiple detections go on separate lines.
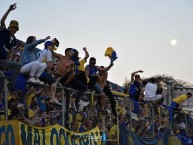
105, 47, 118, 61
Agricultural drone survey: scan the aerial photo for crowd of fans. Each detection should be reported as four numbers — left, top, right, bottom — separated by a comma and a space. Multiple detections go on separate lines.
0, 4, 121, 140
1, 4, 193, 144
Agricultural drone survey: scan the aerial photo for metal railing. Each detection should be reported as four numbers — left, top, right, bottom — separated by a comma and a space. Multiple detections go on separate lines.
1, 77, 193, 144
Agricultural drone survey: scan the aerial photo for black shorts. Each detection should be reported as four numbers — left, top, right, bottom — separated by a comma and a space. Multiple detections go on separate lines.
40, 71, 56, 85
54, 71, 73, 85
76, 71, 87, 85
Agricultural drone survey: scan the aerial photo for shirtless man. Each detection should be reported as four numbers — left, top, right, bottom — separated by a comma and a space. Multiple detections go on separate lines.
93, 69, 108, 114
54, 48, 87, 119
54, 48, 75, 85
97, 67, 108, 89
97, 67, 117, 116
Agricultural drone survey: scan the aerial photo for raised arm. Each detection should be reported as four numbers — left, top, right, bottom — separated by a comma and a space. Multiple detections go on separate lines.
179, 100, 185, 110
131, 70, 143, 82
97, 62, 113, 72
28, 36, 50, 50
83, 47, 89, 61
85, 65, 90, 79
1, 3, 17, 28
52, 51, 64, 60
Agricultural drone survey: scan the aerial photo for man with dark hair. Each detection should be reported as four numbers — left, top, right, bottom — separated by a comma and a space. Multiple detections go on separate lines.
171, 92, 192, 111
170, 92, 192, 124
144, 78, 163, 102
0, 3, 21, 90
72, 47, 89, 85
85, 57, 113, 114
129, 70, 143, 101
54, 48, 87, 119
54, 48, 75, 85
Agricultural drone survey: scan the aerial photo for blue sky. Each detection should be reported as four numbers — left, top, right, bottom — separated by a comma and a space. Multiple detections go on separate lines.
1, 0, 193, 85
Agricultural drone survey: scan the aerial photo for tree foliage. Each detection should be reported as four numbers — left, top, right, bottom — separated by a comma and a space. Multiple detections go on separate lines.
123, 74, 193, 88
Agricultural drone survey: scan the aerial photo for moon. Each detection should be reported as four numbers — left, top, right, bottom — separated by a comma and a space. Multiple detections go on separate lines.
170, 39, 177, 46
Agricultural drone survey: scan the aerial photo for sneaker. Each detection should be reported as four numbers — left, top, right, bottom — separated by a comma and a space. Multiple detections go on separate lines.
28, 78, 36, 83
35, 79, 44, 85
49, 100, 62, 106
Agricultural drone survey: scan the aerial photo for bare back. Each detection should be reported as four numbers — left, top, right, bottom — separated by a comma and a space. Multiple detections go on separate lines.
97, 72, 108, 88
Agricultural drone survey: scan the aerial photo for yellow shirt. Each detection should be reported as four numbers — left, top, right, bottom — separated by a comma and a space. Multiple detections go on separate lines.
110, 125, 117, 139
117, 106, 126, 115
75, 113, 83, 122
69, 113, 73, 125
28, 109, 35, 119
78, 58, 86, 71
172, 94, 188, 104
8, 95, 12, 101
26, 92, 35, 107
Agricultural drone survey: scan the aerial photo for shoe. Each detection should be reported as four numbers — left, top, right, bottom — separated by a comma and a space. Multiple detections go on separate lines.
131, 112, 139, 121
49, 100, 62, 106
28, 78, 36, 83
35, 79, 44, 85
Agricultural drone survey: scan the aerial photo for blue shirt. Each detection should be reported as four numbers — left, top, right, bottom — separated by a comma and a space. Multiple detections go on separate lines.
38, 96, 48, 111
129, 81, 141, 97
21, 39, 45, 65
88, 65, 97, 76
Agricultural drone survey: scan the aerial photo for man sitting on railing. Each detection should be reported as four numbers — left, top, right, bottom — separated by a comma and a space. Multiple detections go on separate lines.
171, 92, 192, 112
37, 41, 61, 105
54, 48, 87, 116
0, 3, 22, 91
144, 78, 163, 102
72, 47, 89, 85
20, 36, 50, 84
170, 92, 193, 131
85, 57, 114, 114
129, 70, 143, 101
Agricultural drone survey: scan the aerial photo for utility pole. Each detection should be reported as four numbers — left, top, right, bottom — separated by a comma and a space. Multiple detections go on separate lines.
166, 80, 173, 105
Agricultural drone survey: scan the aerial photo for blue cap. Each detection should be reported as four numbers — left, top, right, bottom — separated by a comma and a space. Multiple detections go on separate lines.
44, 41, 53, 48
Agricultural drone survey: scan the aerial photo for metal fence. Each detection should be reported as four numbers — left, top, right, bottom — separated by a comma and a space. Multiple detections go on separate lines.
1, 76, 193, 145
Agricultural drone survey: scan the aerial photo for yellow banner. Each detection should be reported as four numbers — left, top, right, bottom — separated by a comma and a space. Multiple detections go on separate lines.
0, 120, 102, 145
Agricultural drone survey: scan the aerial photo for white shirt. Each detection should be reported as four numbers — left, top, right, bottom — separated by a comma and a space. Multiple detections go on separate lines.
145, 82, 157, 98
78, 100, 90, 111
37, 49, 52, 63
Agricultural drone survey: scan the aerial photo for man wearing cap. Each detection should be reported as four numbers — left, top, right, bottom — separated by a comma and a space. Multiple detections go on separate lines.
0, 3, 21, 90
37, 41, 62, 105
